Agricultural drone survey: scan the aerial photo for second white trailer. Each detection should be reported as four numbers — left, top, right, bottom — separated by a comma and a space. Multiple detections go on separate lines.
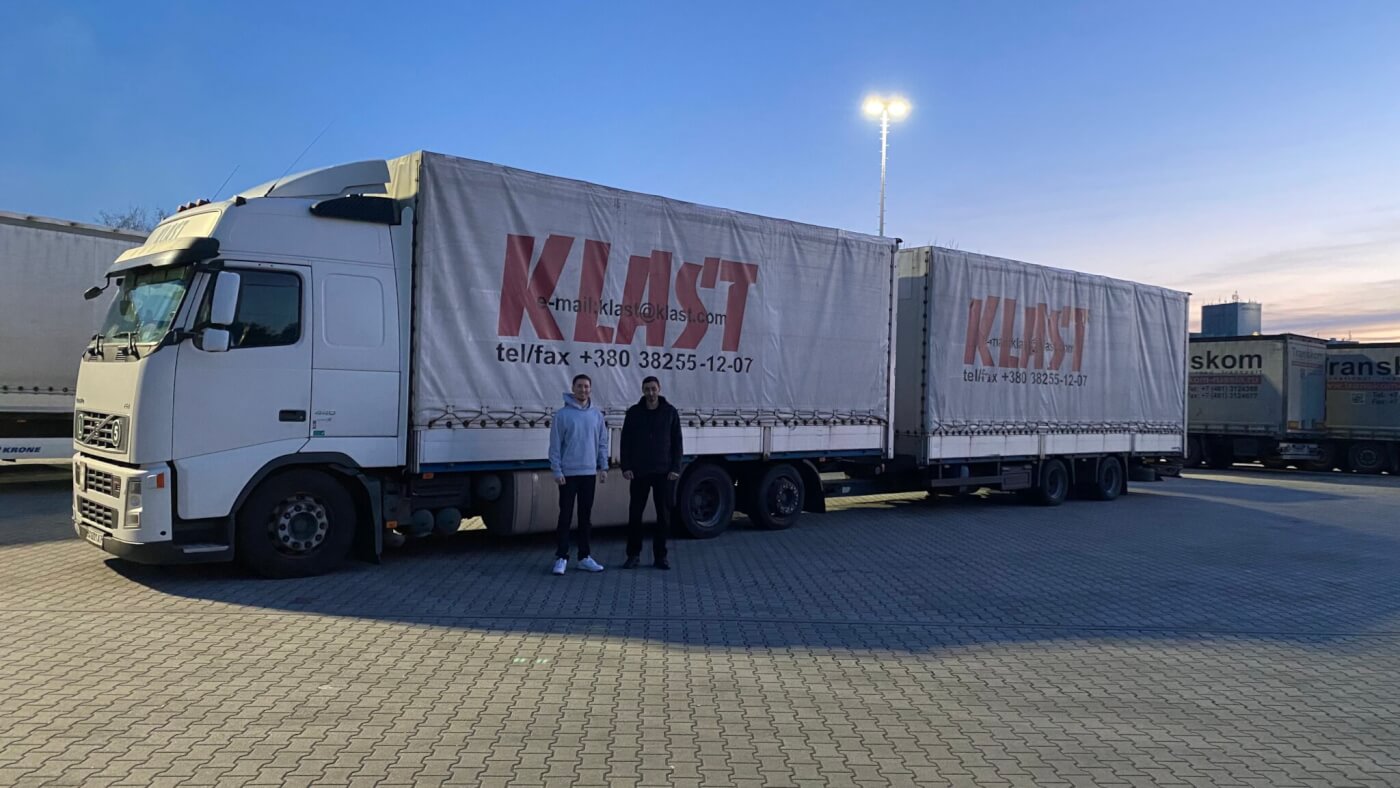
825, 246, 1189, 503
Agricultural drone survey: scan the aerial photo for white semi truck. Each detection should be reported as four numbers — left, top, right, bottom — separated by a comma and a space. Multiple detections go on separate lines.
71, 152, 1188, 577
1, 212, 144, 462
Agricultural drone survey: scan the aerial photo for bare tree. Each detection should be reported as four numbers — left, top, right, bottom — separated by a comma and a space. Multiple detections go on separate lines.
96, 205, 169, 233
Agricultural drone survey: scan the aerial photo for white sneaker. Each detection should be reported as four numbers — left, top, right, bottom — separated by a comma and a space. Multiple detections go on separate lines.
552, 558, 567, 575
578, 556, 605, 572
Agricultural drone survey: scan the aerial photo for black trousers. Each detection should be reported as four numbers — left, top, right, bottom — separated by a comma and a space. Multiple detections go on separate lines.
626, 473, 671, 560
555, 475, 597, 560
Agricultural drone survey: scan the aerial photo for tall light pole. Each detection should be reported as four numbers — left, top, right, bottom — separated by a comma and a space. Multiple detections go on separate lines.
862, 95, 910, 237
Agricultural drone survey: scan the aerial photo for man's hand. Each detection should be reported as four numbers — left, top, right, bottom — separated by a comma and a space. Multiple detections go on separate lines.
667, 472, 680, 481
554, 476, 565, 486
623, 470, 634, 480
598, 471, 607, 484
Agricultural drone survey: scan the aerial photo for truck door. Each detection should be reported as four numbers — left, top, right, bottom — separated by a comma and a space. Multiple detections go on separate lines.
172, 264, 313, 460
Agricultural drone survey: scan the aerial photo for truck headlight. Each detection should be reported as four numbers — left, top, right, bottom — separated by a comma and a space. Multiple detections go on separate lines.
126, 477, 142, 511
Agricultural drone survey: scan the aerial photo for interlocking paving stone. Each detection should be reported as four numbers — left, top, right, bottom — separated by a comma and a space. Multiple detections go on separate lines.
2, 470, 1399, 786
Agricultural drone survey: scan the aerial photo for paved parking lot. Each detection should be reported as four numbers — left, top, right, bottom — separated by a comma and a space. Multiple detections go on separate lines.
2, 468, 1399, 787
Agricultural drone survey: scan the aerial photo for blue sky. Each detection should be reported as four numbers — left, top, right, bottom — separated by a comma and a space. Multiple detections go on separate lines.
4, 1, 1399, 340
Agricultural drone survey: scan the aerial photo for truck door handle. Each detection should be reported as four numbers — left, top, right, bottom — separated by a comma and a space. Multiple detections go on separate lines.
279, 410, 307, 422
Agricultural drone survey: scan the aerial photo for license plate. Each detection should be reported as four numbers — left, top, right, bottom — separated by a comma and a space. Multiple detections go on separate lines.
83, 526, 104, 547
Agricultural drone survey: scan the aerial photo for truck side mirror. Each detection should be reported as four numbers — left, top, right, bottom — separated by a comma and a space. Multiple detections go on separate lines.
197, 327, 231, 353
210, 271, 241, 326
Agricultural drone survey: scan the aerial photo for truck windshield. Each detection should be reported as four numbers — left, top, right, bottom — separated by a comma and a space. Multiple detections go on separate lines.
96, 265, 194, 345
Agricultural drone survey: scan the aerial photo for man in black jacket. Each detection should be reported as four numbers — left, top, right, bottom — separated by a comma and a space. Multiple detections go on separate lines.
620, 376, 683, 569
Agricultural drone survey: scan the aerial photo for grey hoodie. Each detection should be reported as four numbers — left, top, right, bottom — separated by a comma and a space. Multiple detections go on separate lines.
548, 392, 609, 478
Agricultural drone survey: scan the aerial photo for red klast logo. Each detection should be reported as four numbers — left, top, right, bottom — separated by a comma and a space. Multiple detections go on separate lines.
497, 234, 759, 352
964, 296, 1090, 372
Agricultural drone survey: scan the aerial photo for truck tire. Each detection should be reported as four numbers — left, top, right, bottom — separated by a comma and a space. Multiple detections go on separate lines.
1184, 437, 1203, 468
236, 469, 357, 578
1031, 459, 1069, 506
1088, 456, 1124, 501
1347, 442, 1388, 475
751, 463, 805, 530
676, 464, 734, 539
1205, 441, 1234, 470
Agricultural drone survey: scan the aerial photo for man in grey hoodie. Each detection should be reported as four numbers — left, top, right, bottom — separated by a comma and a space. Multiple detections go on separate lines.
549, 374, 609, 575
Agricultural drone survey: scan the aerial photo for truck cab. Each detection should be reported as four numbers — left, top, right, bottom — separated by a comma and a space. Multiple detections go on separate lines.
72, 160, 410, 574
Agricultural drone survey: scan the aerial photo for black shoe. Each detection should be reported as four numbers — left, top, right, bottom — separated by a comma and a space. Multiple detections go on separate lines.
654, 558, 670, 570
622, 557, 640, 569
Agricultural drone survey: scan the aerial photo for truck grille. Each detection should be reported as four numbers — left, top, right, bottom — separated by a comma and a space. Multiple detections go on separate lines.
78, 497, 118, 531
85, 467, 121, 497
76, 411, 127, 451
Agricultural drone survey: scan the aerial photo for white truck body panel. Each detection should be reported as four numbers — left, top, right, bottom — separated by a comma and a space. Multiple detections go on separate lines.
894, 247, 1189, 463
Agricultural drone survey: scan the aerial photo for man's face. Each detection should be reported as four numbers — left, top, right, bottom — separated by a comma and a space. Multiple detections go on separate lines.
572, 377, 591, 403
642, 380, 660, 406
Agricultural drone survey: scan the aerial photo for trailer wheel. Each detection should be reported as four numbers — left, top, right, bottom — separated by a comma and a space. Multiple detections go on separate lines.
1032, 459, 1070, 506
1347, 442, 1389, 475
1204, 441, 1234, 470
752, 464, 805, 530
1088, 456, 1124, 501
676, 464, 734, 539
236, 469, 356, 578
1184, 437, 1203, 468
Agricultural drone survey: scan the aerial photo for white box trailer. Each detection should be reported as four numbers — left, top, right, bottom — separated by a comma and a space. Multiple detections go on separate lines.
835, 246, 1187, 502
408, 154, 899, 535
70, 152, 1190, 578
0, 212, 144, 461
1186, 334, 1327, 468
1323, 342, 1400, 473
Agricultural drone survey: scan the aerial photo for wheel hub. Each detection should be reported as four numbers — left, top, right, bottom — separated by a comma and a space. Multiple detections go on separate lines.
689, 482, 721, 525
769, 478, 800, 516
270, 494, 329, 554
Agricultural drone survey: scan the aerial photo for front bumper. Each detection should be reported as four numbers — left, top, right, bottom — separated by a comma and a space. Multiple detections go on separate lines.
72, 454, 231, 565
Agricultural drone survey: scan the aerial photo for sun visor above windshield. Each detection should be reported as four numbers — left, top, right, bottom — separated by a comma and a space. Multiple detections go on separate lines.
109, 237, 220, 274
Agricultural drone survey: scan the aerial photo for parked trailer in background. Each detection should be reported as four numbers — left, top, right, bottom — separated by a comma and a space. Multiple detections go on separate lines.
1186, 334, 1328, 469
0, 212, 144, 461
1324, 342, 1400, 474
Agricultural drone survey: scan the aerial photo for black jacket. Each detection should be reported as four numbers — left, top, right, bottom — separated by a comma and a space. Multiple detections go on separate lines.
620, 396, 683, 476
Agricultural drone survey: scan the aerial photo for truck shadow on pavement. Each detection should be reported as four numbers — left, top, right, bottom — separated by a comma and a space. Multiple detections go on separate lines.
105, 475, 1400, 652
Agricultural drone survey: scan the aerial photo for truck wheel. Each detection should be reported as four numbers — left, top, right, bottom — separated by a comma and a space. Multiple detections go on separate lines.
1205, 441, 1234, 470
1347, 442, 1388, 475
1184, 437, 1203, 468
1032, 459, 1069, 506
752, 464, 805, 530
237, 469, 356, 578
676, 464, 734, 539
1088, 456, 1124, 501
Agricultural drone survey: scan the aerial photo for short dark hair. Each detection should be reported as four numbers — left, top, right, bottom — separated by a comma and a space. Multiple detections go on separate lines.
572, 373, 591, 385
641, 375, 660, 387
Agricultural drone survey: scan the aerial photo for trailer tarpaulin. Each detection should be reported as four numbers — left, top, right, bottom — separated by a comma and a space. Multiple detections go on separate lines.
412, 153, 896, 429
905, 248, 1188, 437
